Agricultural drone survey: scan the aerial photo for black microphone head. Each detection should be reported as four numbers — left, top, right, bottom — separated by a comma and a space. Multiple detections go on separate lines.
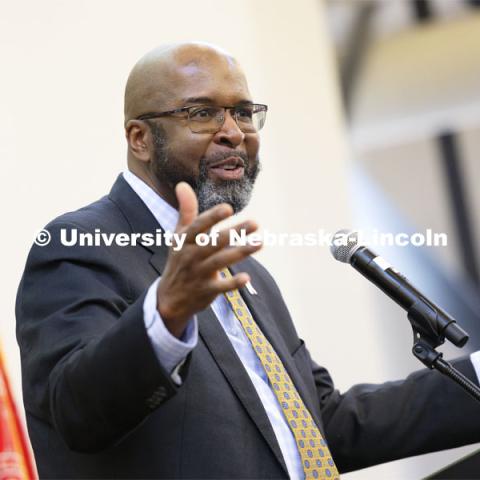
330, 229, 362, 263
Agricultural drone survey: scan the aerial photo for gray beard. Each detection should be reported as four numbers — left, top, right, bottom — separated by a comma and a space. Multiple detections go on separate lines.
149, 122, 260, 213
195, 152, 259, 213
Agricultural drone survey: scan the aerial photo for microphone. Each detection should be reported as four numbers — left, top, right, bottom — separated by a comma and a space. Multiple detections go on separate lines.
330, 229, 469, 348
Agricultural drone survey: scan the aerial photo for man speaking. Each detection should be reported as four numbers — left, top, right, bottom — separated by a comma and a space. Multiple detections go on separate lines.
16, 43, 480, 479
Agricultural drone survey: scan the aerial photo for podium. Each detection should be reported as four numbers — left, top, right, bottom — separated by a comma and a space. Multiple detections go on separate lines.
425, 449, 480, 479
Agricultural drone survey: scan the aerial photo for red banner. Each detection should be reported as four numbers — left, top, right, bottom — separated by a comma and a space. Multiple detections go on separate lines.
0, 348, 36, 480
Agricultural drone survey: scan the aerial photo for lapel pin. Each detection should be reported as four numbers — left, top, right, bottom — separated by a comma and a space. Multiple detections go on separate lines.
246, 281, 258, 295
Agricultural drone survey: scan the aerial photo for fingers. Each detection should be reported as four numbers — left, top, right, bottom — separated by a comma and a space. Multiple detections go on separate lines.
200, 242, 262, 275
182, 203, 234, 243
191, 219, 259, 260
172, 183, 261, 299
176, 182, 198, 229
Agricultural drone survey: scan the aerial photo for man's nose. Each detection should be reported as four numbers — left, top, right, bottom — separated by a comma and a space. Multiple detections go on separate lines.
214, 110, 245, 148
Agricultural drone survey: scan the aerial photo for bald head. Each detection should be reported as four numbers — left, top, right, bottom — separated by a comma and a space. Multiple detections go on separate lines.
124, 42, 249, 124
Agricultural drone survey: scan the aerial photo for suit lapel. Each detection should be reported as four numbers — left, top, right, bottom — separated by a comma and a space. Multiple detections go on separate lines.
108, 174, 169, 276
198, 311, 288, 475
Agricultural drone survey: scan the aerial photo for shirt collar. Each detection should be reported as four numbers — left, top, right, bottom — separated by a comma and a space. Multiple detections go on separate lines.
122, 170, 179, 233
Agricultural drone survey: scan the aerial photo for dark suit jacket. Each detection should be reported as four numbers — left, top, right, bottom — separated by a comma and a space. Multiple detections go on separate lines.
15, 175, 480, 479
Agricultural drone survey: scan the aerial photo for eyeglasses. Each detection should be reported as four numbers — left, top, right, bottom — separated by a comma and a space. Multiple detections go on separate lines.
136, 103, 268, 134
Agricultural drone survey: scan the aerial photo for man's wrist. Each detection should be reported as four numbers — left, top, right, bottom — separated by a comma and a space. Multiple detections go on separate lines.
144, 278, 198, 374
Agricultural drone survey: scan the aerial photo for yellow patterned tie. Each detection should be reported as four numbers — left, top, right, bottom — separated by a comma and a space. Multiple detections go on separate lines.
220, 269, 339, 480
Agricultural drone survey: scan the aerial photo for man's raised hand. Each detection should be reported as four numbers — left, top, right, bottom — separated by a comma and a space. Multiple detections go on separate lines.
156, 182, 262, 338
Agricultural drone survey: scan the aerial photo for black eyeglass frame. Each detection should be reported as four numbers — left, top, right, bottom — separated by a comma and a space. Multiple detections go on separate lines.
135, 103, 268, 133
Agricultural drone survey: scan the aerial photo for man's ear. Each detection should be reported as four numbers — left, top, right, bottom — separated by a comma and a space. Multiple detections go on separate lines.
125, 120, 151, 162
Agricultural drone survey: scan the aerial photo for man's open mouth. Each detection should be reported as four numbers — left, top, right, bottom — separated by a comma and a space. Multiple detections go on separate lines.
208, 156, 245, 181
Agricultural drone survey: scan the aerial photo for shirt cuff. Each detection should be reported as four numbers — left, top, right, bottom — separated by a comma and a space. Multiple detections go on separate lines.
143, 278, 198, 379
470, 351, 480, 384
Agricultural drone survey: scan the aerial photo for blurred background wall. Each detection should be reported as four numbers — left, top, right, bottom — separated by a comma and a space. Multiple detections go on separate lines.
326, 0, 480, 476
1, 0, 479, 478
